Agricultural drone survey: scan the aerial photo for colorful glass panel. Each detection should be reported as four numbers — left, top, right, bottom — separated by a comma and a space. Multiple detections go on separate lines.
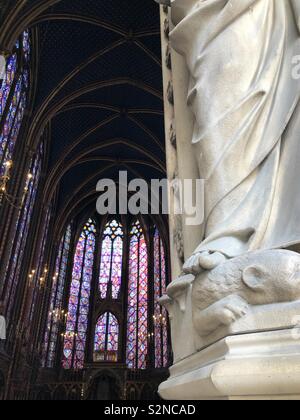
62, 219, 96, 370
153, 228, 169, 368
2, 142, 42, 324
99, 220, 123, 299
126, 221, 148, 369
94, 312, 119, 362
43, 225, 72, 368
0, 30, 30, 176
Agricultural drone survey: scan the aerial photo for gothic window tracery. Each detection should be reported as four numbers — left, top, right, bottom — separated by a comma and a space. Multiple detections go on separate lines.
126, 220, 149, 370
2, 141, 43, 324
62, 219, 96, 369
99, 219, 124, 300
46, 217, 169, 372
0, 30, 30, 176
43, 224, 72, 368
94, 312, 119, 362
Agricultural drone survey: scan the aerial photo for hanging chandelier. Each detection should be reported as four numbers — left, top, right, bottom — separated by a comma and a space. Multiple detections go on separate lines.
0, 160, 33, 208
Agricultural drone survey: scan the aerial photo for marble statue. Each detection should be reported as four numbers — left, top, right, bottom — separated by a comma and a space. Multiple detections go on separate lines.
158, 0, 300, 275
156, 1, 300, 399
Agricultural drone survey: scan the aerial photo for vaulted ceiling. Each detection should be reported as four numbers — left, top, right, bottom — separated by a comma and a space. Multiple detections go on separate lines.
10, 0, 165, 225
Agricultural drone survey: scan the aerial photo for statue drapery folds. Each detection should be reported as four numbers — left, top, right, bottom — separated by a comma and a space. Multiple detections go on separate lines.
166, 0, 300, 271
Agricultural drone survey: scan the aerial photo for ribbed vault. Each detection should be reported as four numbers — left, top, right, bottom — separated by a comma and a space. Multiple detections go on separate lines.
3, 0, 165, 223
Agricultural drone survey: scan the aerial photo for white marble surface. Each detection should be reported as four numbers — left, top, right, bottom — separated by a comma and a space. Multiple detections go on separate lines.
169, 0, 300, 263
156, 0, 300, 400
163, 250, 300, 358
159, 329, 300, 400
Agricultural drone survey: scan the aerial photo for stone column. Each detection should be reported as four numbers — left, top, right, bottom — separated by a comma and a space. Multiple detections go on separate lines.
159, 4, 203, 277
159, 4, 182, 279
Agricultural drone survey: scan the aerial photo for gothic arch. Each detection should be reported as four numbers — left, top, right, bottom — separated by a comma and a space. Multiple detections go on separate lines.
43, 137, 165, 200
87, 369, 122, 400
27, 78, 163, 151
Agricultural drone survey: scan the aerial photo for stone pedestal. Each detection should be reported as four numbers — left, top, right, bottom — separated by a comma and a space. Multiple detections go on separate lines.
159, 329, 300, 400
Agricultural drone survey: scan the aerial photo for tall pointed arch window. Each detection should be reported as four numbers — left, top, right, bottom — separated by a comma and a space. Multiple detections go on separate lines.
94, 312, 119, 362
126, 220, 149, 369
0, 30, 30, 176
2, 141, 43, 323
99, 219, 123, 300
153, 228, 169, 368
62, 219, 96, 370
43, 224, 72, 368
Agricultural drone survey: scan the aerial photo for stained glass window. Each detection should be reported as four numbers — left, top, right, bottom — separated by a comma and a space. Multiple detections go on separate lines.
94, 312, 119, 362
62, 219, 96, 370
153, 228, 169, 368
0, 30, 30, 176
99, 220, 123, 299
2, 141, 43, 324
43, 224, 72, 368
126, 220, 149, 370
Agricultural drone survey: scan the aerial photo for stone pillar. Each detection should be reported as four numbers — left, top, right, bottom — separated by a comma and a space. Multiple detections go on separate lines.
159, 4, 182, 279
159, 4, 203, 277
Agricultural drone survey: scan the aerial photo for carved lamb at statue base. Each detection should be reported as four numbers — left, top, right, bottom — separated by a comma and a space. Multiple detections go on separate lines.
192, 250, 300, 336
